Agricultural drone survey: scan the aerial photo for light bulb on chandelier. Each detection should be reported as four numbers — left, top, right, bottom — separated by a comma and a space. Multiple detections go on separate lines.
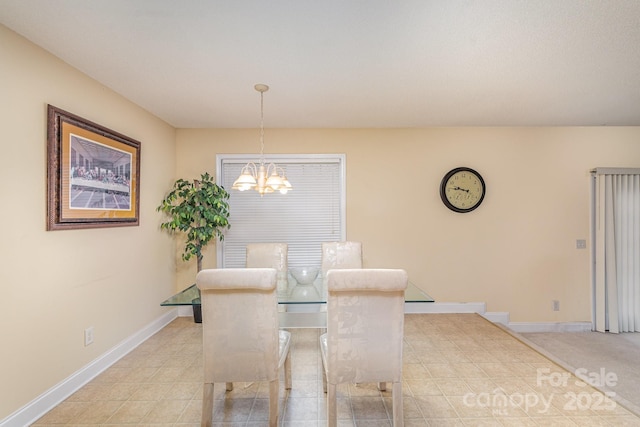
232, 84, 292, 196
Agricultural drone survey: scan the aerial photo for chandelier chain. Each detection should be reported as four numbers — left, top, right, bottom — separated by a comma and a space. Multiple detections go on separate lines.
259, 89, 265, 163
231, 83, 292, 195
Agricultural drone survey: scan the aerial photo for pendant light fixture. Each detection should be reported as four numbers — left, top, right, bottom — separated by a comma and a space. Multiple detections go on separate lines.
232, 84, 292, 195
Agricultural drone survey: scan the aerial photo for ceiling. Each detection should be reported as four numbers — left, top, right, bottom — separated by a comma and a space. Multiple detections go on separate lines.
1, 0, 640, 128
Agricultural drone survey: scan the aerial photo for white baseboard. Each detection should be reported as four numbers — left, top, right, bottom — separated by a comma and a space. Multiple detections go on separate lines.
482, 311, 510, 325
404, 302, 487, 314
178, 305, 194, 317
507, 321, 593, 333
403, 303, 592, 334
0, 310, 178, 427
173, 303, 591, 337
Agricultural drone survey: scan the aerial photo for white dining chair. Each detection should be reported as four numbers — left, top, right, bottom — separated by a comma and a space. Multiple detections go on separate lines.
197, 268, 292, 427
246, 243, 288, 269
321, 241, 363, 276
320, 268, 408, 427
246, 243, 288, 292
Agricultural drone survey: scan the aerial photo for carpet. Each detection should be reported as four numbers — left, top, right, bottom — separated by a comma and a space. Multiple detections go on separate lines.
515, 329, 640, 417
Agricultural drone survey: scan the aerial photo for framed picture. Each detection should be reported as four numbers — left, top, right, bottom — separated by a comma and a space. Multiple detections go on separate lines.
47, 105, 141, 230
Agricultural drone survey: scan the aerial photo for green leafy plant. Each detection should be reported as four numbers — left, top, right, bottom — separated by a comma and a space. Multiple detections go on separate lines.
157, 172, 230, 272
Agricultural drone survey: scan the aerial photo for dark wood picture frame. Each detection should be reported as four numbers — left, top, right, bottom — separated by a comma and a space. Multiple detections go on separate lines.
47, 105, 141, 230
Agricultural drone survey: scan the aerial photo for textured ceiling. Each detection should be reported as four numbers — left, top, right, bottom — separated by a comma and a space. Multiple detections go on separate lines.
1, 0, 640, 128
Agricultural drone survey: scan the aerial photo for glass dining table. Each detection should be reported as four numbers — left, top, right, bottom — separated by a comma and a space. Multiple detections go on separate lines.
161, 270, 434, 328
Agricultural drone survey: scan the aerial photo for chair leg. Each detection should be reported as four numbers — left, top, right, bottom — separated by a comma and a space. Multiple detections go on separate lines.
268, 379, 279, 427
201, 382, 214, 427
284, 351, 292, 390
327, 383, 337, 427
225, 382, 233, 391
392, 381, 403, 427
320, 356, 327, 393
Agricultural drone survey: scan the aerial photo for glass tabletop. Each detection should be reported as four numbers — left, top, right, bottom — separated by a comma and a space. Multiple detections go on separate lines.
160, 272, 434, 306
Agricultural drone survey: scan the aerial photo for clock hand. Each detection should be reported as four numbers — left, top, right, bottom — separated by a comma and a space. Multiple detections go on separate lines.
452, 186, 469, 193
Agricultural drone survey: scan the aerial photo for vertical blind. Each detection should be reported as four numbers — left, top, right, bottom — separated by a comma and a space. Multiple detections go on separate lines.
592, 168, 640, 333
216, 154, 345, 269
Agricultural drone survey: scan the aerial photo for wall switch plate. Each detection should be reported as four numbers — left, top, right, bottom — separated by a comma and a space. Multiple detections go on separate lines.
552, 300, 560, 311
84, 327, 94, 346
576, 239, 587, 249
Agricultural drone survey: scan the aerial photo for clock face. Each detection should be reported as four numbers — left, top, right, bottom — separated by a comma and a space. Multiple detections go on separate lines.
440, 167, 486, 213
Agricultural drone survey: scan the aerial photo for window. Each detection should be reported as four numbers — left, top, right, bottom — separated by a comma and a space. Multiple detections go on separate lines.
216, 154, 345, 268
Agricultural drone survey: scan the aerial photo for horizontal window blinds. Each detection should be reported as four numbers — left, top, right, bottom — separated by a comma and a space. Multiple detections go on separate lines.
217, 155, 345, 269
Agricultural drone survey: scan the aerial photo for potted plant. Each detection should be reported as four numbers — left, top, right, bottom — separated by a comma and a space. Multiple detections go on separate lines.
157, 172, 230, 321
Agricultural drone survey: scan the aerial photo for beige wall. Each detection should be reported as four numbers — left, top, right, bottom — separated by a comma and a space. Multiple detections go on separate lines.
0, 25, 176, 418
176, 127, 640, 324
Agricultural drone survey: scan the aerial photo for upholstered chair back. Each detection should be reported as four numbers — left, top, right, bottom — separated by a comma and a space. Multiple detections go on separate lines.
246, 243, 288, 270
196, 268, 292, 427
321, 241, 362, 276
246, 243, 288, 289
320, 268, 408, 426
325, 268, 407, 383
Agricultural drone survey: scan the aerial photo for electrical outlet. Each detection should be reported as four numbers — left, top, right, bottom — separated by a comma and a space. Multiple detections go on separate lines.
552, 300, 560, 311
84, 327, 94, 346
576, 239, 587, 249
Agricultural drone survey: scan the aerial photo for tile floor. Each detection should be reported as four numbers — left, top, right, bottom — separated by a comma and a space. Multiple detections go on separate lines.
32, 313, 640, 426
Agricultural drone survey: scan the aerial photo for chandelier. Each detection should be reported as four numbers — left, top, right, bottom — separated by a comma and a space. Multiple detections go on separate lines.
232, 84, 292, 195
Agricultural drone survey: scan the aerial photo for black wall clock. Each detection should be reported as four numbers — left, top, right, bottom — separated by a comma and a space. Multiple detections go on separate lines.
440, 167, 486, 213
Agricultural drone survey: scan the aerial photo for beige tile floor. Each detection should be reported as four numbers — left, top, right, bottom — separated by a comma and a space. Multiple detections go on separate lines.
32, 313, 640, 426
